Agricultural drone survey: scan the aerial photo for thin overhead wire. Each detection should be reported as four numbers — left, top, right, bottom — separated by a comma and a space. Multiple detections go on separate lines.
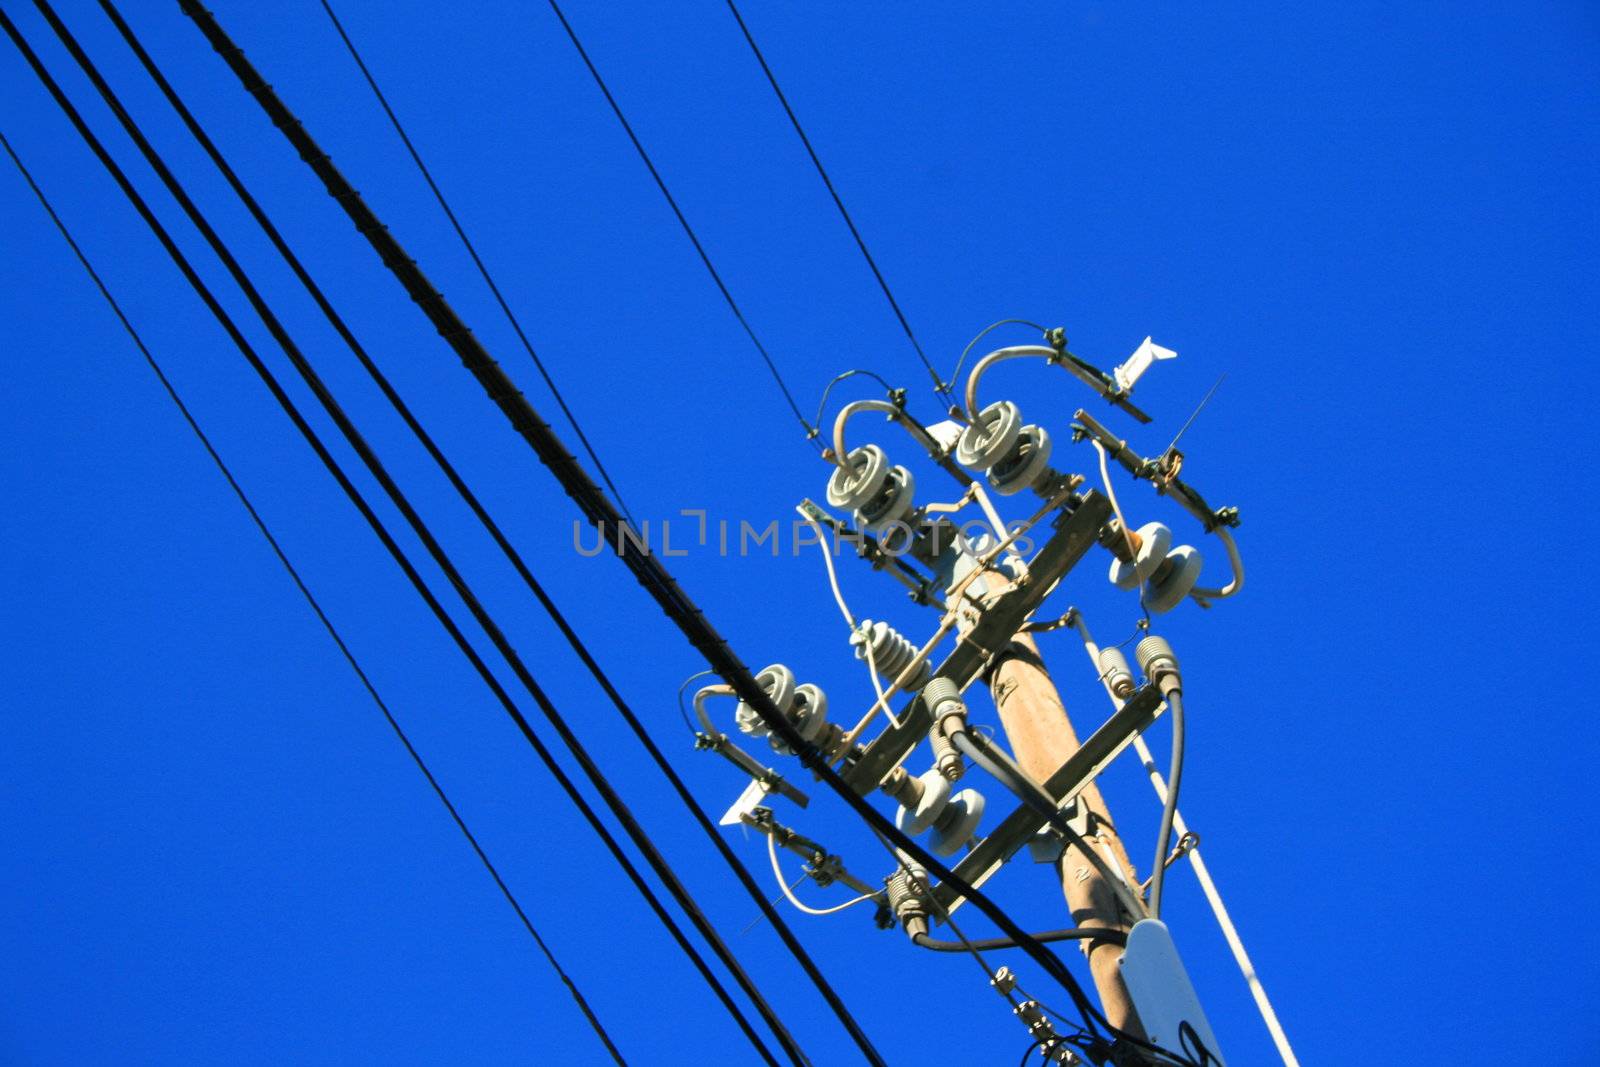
0, 126, 626, 1067
174, 9, 1199, 1057
315, 0, 636, 527
812, 369, 895, 438
723, 0, 948, 402
1165, 372, 1227, 455
947, 318, 1049, 400
98, 4, 878, 1055
8, 10, 787, 1063
145, 9, 868, 1055
542, 0, 819, 446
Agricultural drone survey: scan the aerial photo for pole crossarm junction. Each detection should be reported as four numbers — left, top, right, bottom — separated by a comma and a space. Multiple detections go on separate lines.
932, 684, 1164, 913
841, 491, 1113, 792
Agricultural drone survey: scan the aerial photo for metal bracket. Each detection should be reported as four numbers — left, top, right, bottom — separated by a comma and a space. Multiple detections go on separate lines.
1072, 410, 1240, 532
740, 807, 882, 899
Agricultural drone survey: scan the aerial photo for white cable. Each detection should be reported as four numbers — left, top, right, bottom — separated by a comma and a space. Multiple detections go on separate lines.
1092, 438, 1138, 562
1069, 612, 1300, 1066
963, 344, 1056, 421
858, 623, 897, 728
1091, 438, 1155, 623
1190, 524, 1245, 601
795, 506, 902, 729
766, 832, 877, 916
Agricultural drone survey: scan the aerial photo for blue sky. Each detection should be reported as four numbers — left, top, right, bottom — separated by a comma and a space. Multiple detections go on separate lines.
2, 1, 1596, 1063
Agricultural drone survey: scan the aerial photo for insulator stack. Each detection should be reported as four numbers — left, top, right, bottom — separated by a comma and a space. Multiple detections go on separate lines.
826, 444, 917, 534
1104, 520, 1205, 614
850, 620, 931, 689
956, 400, 1055, 496
735, 663, 846, 756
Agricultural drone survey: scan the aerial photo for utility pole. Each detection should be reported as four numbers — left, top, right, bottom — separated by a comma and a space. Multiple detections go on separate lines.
975, 584, 1145, 1036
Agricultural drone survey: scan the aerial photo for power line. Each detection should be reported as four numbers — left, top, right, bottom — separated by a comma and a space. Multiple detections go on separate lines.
541, 0, 819, 446
723, 0, 949, 403
174, 5, 1165, 1053
0, 125, 626, 1067
93, 3, 879, 1059
314, 0, 636, 528
6, 9, 787, 1063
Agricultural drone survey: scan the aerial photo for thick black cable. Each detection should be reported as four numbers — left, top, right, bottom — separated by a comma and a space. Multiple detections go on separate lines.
0, 125, 626, 1067
314, 0, 635, 528
173, 9, 1196, 1057
192, 0, 1102, 1014
1148, 690, 1185, 921
100, 4, 881, 1060
912, 928, 1127, 953
5, 11, 785, 1064
541, 0, 818, 446
32, 9, 799, 1063
723, 0, 948, 402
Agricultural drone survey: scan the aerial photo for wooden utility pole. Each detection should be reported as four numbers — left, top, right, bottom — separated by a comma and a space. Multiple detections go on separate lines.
977, 589, 1146, 1036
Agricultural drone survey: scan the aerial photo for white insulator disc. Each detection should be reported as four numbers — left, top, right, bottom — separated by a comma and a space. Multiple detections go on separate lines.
956, 401, 1022, 471
826, 444, 889, 512
930, 788, 986, 856
989, 423, 1053, 496
1108, 521, 1172, 590
895, 769, 952, 836
793, 683, 830, 742
1142, 544, 1204, 614
858, 466, 916, 534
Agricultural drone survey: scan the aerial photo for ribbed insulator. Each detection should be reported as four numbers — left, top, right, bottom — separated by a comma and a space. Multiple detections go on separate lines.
850, 620, 931, 689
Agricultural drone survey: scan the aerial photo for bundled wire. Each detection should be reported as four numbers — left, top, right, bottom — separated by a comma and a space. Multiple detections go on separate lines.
0, 126, 625, 1067
315, 0, 635, 527
7, 8, 792, 1063
174, 8, 1205, 1059
94, 3, 880, 1058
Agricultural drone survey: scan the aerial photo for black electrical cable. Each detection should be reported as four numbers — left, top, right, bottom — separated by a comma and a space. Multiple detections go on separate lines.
946, 725, 1146, 923
313, 0, 635, 529
1178, 1021, 1221, 1067
541, 0, 819, 447
812, 369, 896, 440
911, 928, 1127, 953
95, 7, 881, 1059
1148, 690, 1185, 922
947, 318, 1049, 398
0, 126, 627, 1067
723, 0, 948, 403
5, 11, 787, 1065
173, 11, 1200, 1059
